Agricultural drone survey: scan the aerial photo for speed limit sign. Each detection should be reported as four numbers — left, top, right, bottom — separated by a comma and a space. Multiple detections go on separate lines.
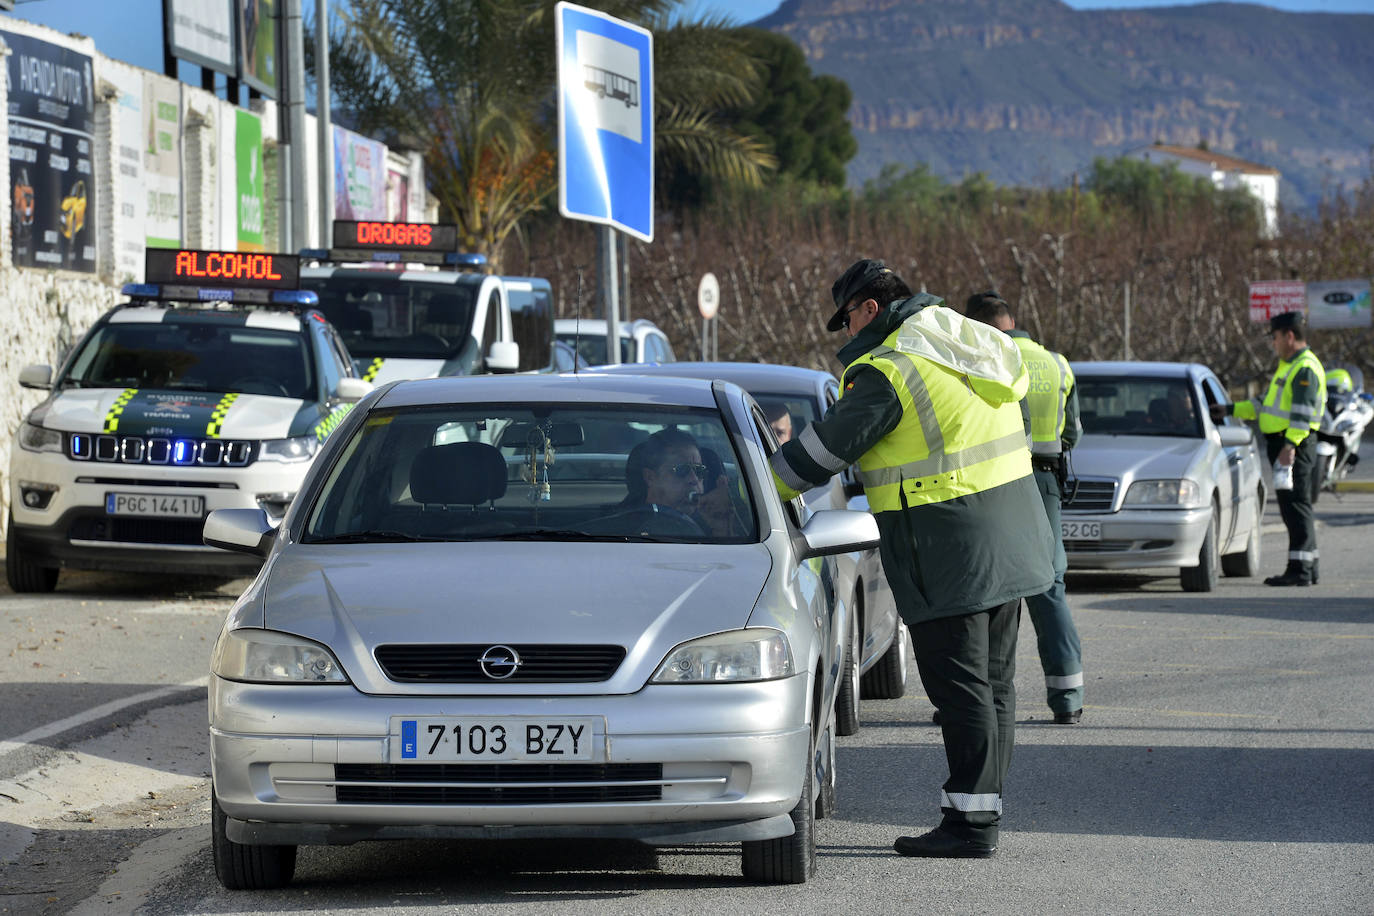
698, 272, 719, 319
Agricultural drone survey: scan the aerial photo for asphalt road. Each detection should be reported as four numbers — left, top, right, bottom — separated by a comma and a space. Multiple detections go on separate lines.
0, 478, 1370, 914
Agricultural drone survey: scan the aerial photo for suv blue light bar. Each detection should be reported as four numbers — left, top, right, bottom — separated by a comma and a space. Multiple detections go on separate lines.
120, 283, 318, 308
447, 253, 488, 268
271, 290, 320, 306
122, 283, 160, 298
298, 248, 329, 260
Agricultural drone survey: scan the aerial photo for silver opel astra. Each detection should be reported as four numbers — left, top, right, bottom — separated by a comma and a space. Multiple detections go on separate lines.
203, 373, 878, 888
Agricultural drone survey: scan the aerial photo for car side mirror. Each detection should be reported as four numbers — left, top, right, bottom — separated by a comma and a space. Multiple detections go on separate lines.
335, 377, 373, 403
486, 341, 519, 373
799, 508, 880, 559
1217, 425, 1254, 448
203, 508, 276, 558
19, 364, 52, 390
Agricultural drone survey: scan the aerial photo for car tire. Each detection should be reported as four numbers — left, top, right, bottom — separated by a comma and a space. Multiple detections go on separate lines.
5, 515, 58, 593
861, 622, 908, 700
212, 789, 296, 890
1221, 512, 1262, 578
1180, 507, 1219, 592
835, 600, 861, 737
742, 732, 816, 884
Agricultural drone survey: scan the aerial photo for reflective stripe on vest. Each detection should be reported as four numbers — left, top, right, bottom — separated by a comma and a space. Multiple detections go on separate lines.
1013, 336, 1072, 457
1257, 348, 1326, 434
842, 334, 1032, 512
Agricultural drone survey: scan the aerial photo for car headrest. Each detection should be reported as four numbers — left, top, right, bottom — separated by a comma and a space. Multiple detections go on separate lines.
410, 442, 508, 506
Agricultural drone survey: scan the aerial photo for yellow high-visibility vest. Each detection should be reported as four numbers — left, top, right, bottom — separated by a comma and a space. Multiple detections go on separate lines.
1012, 335, 1073, 456
1235, 347, 1325, 445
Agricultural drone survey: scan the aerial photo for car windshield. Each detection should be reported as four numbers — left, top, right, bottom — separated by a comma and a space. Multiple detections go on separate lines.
556, 333, 635, 366
1077, 377, 1202, 438
302, 403, 758, 544
303, 274, 478, 360
61, 320, 314, 399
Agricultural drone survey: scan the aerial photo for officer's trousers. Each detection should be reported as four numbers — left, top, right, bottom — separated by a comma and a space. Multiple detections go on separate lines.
1027, 468, 1084, 714
1267, 433, 1318, 580
911, 598, 1019, 846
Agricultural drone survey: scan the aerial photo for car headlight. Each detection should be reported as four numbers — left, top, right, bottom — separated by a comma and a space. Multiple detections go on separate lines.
18, 421, 63, 453
212, 629, 349, 683
1124, 479, 1202, 507
258, 435, 319, 463
651, 629, 793, 684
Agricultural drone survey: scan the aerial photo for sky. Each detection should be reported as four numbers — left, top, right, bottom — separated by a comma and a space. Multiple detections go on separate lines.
3, 0, 1373, 76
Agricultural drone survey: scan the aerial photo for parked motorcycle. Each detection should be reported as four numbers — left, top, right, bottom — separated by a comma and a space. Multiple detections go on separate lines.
1314, 365, 1374, 501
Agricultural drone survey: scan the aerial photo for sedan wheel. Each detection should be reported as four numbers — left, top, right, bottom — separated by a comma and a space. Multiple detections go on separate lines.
742, 732, 817, 884
1180, 507, 1220, 592
1221, 501, 1262, 578
835, 601, 861, 736
861, 622, 908, 700
212, 788, 296, 890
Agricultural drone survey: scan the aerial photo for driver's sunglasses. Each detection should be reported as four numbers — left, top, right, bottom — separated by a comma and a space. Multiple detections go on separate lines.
668, 462, 710, 480
839, 301, 863, 329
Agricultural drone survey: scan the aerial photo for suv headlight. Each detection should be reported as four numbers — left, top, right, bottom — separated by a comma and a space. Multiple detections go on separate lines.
651, 629, 793, 684
1125, 479, 1202, 507
212, 629, 348, 683
258, 435, 319, 463
18, 421, 63, 453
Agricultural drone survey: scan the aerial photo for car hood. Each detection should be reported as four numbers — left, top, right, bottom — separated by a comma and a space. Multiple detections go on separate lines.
1072, 434, 1208, 481
257, 541, 774, 694
38, 388, 304, 439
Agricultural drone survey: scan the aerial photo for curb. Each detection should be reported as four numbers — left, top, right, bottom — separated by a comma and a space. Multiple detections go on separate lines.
1333, 480, 1374, 493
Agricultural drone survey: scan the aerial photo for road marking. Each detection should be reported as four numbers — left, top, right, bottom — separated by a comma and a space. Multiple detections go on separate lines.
1096, 623, 1373, 640
1084, 704, 1275, 720
0, 677, 208, 761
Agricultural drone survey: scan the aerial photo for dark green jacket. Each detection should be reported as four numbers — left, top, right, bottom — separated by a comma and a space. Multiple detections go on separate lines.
776, 295, 1055, 624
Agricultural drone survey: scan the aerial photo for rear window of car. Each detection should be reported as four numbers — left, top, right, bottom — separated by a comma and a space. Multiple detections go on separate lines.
1076, 377, 1202, 438
302, 403, 758, 544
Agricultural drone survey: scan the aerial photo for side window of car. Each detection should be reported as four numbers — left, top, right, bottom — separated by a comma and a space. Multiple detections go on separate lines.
482, 290, 501, 350
753, 405, 804, 529
1202, 377, 1229, 425
313, 320, 343, 397
328, 330, 355, 379
658, 333, 675, 362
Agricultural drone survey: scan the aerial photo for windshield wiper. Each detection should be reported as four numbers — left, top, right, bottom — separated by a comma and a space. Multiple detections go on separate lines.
490, 529, 662, 543
308, 530, 441, 543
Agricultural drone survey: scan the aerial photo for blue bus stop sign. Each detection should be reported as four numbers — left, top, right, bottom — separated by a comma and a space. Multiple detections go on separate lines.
556, 3, 654, 242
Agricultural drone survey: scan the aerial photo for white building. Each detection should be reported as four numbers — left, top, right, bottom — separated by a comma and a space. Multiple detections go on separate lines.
1127, 144, 1280, 238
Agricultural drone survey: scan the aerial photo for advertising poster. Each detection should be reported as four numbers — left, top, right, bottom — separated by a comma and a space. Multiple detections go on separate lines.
1305, 279, 1372, 330
105, 61, 146, 279
333, 125, 387, 221
3, 30, 98, 272
235, 109, 265, 252
1248, 280, 1306, 323
144, 74, 183, 249
166, 0, 236, 75
386, 168, 409, 222
237, 0, 277, 97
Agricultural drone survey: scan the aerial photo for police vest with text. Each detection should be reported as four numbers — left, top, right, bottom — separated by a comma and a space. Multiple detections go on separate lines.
1012, 336, 1073, 458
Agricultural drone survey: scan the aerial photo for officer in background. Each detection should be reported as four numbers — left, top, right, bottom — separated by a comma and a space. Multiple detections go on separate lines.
1211, 311, 1325, 586
965, 291, 1085, 723
770, 259, 1053, 859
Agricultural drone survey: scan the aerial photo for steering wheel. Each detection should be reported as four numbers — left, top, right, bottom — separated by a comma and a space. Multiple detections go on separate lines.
591, 504, 706, 537
230, 376, 291, 397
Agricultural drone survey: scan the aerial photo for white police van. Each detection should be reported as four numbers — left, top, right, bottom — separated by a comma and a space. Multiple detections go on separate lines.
299, 221, 555, 384
6, 249, 371, 592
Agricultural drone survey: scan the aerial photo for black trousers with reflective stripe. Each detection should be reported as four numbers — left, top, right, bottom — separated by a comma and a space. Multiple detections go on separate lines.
1267, 432, 1317, 577
911, 598, 1019, 845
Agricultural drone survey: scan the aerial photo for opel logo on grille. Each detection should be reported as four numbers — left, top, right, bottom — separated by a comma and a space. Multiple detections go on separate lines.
478, 645, 522, 680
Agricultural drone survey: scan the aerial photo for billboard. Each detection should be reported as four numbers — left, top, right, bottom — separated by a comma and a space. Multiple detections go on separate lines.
1248, 280, 1306, 323
237, 0, 277, 97
105, 62, 147, 279
235, 109, 266, 252
144, 74, 183, 249
1305, 280, 1372, 330
3, 31, 98, 272
333, 126, 387, 221
165, 0, 236, 75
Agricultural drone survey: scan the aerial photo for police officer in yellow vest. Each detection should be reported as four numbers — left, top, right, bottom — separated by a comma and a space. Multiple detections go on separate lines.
770, 260, 1054, 859
1211, 311, 1325, 586
965, 292, 1084, 722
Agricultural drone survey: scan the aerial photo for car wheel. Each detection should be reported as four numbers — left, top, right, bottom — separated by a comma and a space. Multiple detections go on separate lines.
835, 600, 861, 737
1221, 510, 1262, 579
1180, 506, 1219, 592
5, 514, 58, 593
861, 622, 908, 700
212, 788, 296, 890
742, 731, 816, 884
815, 704, 837, 820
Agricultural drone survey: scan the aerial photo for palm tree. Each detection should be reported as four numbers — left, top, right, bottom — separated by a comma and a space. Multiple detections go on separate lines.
327, 0, 774, 270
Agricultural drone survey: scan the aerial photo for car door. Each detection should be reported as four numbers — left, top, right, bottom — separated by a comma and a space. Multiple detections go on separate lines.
1204, 373, 1256, 549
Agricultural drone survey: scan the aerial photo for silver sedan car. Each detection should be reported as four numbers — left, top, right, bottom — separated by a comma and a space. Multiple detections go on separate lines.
1062, 361, 1268, 591
590, 362, 907, 736
203, 373, 878, 888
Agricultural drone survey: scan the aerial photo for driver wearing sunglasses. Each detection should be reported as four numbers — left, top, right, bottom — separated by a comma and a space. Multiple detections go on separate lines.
619, 427, 707, 520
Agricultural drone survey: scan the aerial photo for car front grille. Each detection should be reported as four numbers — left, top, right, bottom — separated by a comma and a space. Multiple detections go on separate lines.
1062, 479, 1117, 512
68, 433, 255, 467
69, 514, 204, 546
375, 644, 626, 683
1064, 539, 1136, 552
333, 763, 663, 805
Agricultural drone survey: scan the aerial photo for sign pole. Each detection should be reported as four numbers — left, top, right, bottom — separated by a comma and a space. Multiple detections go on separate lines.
316, 0, 333, 248
602, 226, 622, 365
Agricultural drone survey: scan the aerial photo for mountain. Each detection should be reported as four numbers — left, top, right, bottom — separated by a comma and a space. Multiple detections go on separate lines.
754, 0, 1374, 210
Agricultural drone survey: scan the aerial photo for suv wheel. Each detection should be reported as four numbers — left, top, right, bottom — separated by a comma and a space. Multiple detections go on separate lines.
5, 514, 58, 593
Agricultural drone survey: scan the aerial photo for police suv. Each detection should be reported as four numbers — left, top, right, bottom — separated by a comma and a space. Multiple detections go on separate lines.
6, 249, 371, 592
300, 220, 556, 384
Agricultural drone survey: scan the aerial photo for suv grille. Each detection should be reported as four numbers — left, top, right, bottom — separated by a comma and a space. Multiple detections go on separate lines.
375, 644, 626, 683
334, 763, 663, 805
1062, 479, 1117, 513
68, 433, 255, 467
69, 514, 204, 546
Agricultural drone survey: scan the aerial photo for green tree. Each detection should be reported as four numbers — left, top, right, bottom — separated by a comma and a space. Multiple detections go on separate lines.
326, 1, 774, 268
